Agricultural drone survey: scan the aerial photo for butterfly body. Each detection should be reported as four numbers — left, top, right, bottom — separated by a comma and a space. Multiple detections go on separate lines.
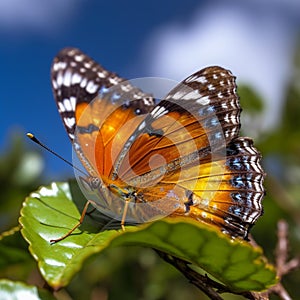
51, 48, 264, 239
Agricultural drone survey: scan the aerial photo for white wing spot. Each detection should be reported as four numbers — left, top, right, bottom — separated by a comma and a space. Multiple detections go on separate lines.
196, 96, 210, 105
97, 71, 106, 78
86, 81, 99, 94
151, 106, 168, 118
64, 117, 75, 128
52, 79, 58, 90
80, 77, 88, 88
56, 72, 64, 87
231, 127, 238, 137
63, 99, 72, 111
221, 102, 228, 109
109, 77, 120, 85
75, 54, 84, 62
58, 102, 65, 112
71, 73, 82, 85
172, 90, 185, 100
63, 70, 72, 87
195, 76, 208, 83
207, 84, 215, 91
52, 62, 59, 72
70, 96, 76, 111
143, 97, 153, 106
53, 61, 67, 72
84, 62, 92, 69
224, 113, 230, 123
182, 90, 201, 100
217, 92, 223, 99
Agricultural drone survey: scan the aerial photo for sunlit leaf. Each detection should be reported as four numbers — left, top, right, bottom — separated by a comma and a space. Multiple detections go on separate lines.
0, 279, 55, 300
20, 181, 277, 291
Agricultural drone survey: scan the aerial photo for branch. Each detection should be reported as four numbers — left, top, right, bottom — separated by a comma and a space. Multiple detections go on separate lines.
155, 250, 258, 300
267, 220, 300, 299
275, 220, 300, 276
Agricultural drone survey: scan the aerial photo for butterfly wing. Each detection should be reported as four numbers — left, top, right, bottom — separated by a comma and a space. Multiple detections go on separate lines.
51, 48, 155, 178
137, 137, 264, 239
113, 67, 264, 239
114, 67, 240, 182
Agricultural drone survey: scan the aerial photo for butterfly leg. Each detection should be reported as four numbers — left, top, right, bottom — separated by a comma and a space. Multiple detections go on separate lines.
50, 199, 94, 244
108, 184, 138, 231
121, 200, 130, 231
120, 193, 140, 231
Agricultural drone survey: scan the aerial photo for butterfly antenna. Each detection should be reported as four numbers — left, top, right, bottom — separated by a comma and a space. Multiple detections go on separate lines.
26, 132, 88, 177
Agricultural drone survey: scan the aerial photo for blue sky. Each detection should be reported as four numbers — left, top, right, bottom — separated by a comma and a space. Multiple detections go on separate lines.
0, 0, 299, 177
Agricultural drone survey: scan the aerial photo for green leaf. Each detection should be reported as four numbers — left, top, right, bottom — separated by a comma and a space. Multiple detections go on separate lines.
19, 182, 277, 292
0, 279, 55, 300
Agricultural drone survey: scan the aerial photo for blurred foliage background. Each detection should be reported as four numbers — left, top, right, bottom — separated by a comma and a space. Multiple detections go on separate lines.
0, 43, 300, 300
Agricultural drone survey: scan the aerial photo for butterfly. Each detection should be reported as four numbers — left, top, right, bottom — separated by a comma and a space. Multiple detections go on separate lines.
51, 47, 264, 240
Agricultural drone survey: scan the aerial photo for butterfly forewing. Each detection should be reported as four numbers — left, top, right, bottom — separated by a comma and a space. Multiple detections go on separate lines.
51, 48, 155, 177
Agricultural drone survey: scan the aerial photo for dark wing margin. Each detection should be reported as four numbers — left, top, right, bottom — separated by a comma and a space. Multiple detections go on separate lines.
51, 47, 155, 141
